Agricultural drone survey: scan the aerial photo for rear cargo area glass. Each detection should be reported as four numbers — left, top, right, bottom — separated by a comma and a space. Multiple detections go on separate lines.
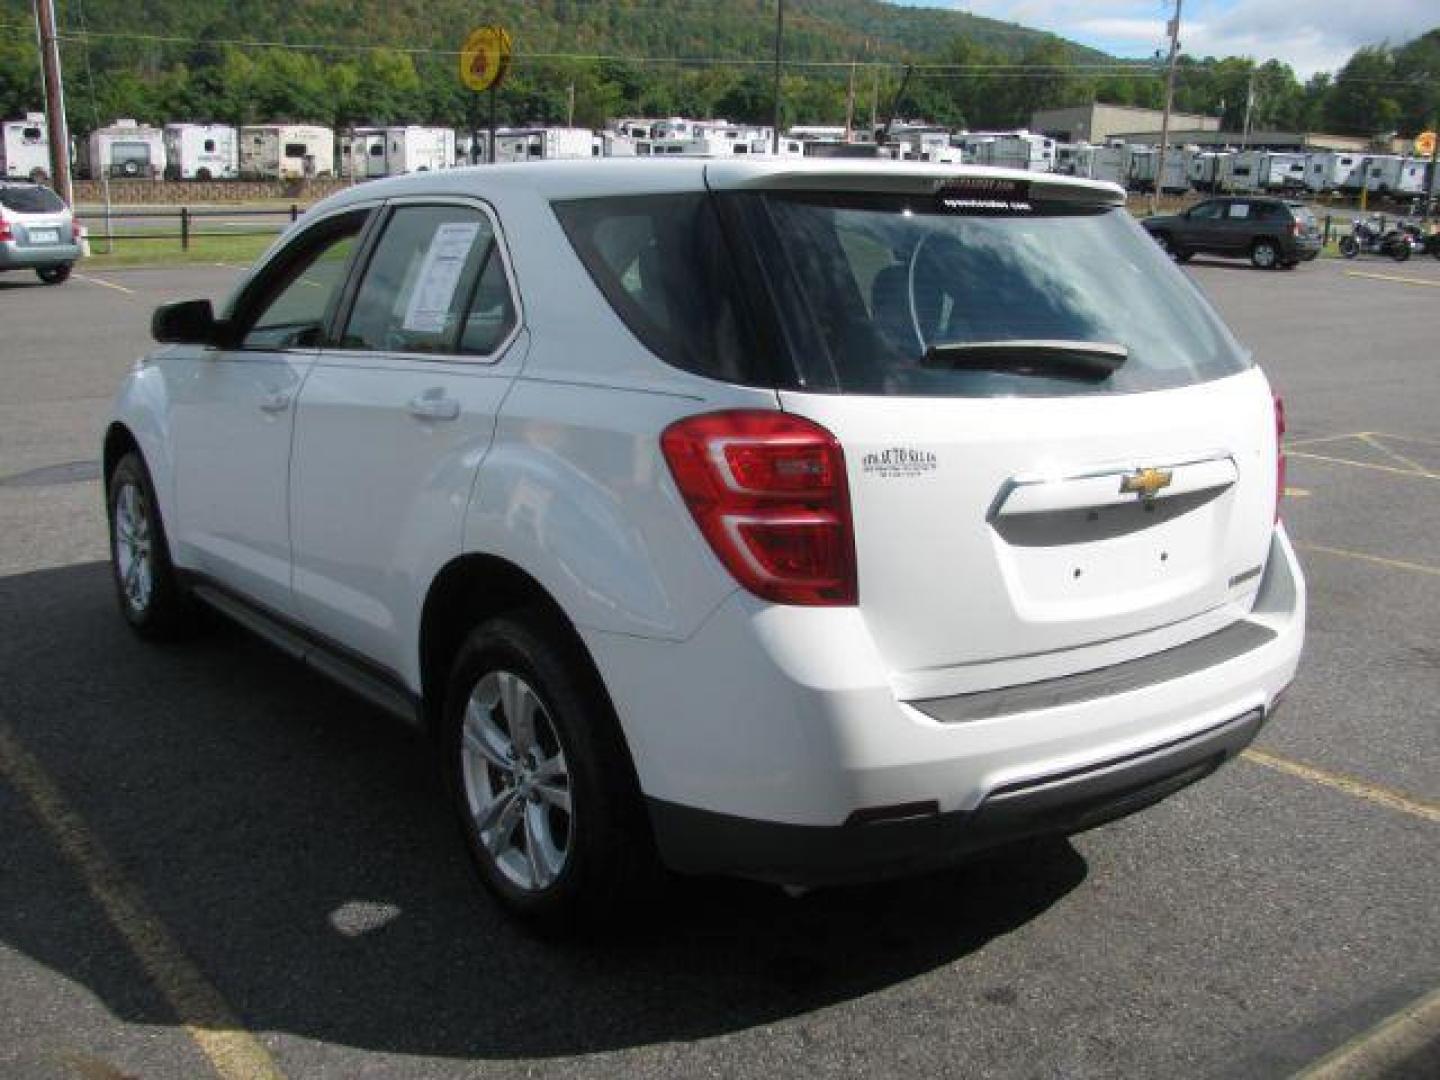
744, 192, 1250, 397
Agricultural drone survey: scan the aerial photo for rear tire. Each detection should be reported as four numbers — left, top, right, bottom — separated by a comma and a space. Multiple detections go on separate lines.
1338, 236, 1359, 259
36, 264, 71, 285
107, 452, 193, 639
1250, 239, 1280, 269
1389, 241, 1411, 263
442, 608, 654, 931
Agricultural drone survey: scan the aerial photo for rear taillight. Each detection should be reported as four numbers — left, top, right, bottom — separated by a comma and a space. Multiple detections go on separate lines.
1291, 221, 1301, 237
0, 220, 12, 242
661, 410, 857, 606
71, 221, 82, 241
1274, 394, 1287, 522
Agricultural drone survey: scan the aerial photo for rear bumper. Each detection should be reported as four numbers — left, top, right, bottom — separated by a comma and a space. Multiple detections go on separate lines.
650, 705, 1266, 885
0, 240, 81, 269
586, 526, 1304, 883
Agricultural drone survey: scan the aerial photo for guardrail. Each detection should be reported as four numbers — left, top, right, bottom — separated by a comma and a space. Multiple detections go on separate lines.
73, 204, 308, 253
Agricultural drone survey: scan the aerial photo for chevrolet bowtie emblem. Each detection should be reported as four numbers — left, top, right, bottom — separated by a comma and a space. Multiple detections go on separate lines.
1120, 467, 1174, 500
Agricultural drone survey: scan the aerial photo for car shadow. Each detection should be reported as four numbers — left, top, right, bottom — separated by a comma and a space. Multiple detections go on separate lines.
0, 561, 1087, 1060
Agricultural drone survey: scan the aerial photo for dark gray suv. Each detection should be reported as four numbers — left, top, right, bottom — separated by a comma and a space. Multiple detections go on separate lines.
1143, 196, 1322, 270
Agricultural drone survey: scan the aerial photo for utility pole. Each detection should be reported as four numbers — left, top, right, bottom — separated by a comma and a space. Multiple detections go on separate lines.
1151, 0, 1182, 215
1241, 69, 1256, 150
770, 0, 784, 154
1424, 119, 1438, 223
844, 60, 856, 143
566, 82, 576, 129
32, 0, 73, 205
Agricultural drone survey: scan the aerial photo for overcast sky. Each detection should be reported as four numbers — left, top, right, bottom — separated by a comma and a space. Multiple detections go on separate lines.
911, 1, 1436, 77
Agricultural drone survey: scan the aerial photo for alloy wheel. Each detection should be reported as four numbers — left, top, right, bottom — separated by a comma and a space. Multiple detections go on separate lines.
113, 482, 154, 614
460, 670, 573, 893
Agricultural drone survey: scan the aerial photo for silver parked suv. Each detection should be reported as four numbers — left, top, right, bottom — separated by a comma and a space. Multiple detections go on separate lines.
0, 182, 80, 284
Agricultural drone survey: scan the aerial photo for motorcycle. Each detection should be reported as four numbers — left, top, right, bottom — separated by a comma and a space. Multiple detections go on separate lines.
1338, 216, 1412, 262
1396, 220, 1440, 260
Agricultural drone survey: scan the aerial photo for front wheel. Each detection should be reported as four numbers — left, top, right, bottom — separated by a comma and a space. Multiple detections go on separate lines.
1338, 236, 1360, 259
36, 264, 71, 285
107, 452, 192, 639
443, 610, 654, 930
1251, 239, 1280, 269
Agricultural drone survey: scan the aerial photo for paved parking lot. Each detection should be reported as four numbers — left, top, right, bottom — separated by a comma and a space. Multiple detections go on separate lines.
1, 254, 1436, 1079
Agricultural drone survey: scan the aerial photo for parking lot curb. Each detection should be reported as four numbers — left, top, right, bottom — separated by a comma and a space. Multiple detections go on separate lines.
1293, 985, 1440, 1079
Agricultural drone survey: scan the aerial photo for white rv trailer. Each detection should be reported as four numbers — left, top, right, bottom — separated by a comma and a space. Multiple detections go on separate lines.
162, 124, 238, 180
1188, 151, 1230, 192
1303, 151, 1363, 193
240, 125, 335, 179
1, 113, 51, 181
1126, 147, 1190, 194
339, 131, 386, 178
1394, 158, 1431, 196
1054, 143, 1094, 178
1220, 150, 1267, 192
381, 126, 455, 173
85, 119, 166, 180
1360, 155, 1406, 195
1258, 152, 1308, 193
958, 131, 1055, 172
592, 132, 638, 157
1090, 143, 1132, 186
493, 127, 594, 163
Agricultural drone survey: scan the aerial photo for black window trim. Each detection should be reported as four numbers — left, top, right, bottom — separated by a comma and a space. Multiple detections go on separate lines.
222, 204, 381, 355
324, 194, 524, 367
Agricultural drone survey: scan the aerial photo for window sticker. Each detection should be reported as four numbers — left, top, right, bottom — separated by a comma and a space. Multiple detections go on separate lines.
1228, 204, 1250, 219
402, 221, 483, 333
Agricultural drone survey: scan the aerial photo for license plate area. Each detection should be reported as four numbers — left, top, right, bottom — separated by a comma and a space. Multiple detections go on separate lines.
28, 228, 59, 245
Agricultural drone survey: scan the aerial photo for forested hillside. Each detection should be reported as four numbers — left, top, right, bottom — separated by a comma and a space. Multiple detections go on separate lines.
0, 1, 1435, 139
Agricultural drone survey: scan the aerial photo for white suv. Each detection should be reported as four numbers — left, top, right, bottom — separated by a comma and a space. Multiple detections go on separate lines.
105, 160, 1305, 924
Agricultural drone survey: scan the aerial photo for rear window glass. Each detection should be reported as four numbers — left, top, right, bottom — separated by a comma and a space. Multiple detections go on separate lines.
742, 191, 1250, 397
0, 185, 65, 213
552, 194, 763, 384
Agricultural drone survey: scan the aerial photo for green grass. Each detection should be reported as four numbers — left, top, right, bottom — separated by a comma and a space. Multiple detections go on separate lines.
80, 232, 280, 269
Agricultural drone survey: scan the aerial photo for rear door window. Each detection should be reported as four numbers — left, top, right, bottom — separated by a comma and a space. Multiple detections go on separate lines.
552, 194, 764, 383
339, 204, 516, 357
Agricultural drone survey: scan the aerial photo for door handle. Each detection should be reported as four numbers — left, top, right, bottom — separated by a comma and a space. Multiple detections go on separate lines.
407, 391, 461, 422
259, 389, 291, 413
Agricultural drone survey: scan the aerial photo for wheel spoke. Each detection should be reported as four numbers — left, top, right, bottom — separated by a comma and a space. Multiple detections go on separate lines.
503, 673, 538, 760
478, 791, 522, 853
523, 809, 553, 889
463, 700, 512, 771
533, 778, 570, 814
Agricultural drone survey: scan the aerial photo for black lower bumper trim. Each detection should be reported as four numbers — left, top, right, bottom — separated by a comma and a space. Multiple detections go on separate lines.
648, 707, 1265, 886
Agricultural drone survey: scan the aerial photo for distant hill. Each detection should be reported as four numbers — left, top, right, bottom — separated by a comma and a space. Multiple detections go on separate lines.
4, 0, 1110, 67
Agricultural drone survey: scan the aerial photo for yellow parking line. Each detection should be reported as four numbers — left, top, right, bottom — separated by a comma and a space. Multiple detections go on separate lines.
1241, 748, 1440, 823
1343, 270, 1440, 288
1296, 542, 1440, 578
73, 273, 135, 295
1358, 434, 1431, 475
0, 724, 287, 1080
1287, 451, 1438, 479
1294, 984, 1440, 1079
1283, 432, 1368, 450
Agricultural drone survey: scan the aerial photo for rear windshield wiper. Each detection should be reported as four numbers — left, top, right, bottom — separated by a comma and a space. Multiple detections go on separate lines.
920, 339, 1129, 380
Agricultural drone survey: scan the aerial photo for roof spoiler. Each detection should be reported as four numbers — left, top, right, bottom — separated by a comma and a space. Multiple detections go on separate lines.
705, 163, 1126, 208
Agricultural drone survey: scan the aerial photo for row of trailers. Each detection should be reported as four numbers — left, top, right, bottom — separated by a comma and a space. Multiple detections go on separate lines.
1055, 142, 1435, 199
0, 116, 467, 182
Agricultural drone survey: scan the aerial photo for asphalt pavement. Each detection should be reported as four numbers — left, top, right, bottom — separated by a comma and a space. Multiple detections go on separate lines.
0, 253, 1436, 1079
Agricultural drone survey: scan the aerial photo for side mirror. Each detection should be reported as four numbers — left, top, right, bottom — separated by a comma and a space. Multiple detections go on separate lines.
152, 299, 221, 345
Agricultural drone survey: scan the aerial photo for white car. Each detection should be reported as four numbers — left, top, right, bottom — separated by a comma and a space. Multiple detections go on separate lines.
104, 159, 1305, 924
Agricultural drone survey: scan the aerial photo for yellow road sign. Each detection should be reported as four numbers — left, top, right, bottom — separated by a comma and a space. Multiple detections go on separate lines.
460, 26, 512, 93
1416, 131, 1436, 157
